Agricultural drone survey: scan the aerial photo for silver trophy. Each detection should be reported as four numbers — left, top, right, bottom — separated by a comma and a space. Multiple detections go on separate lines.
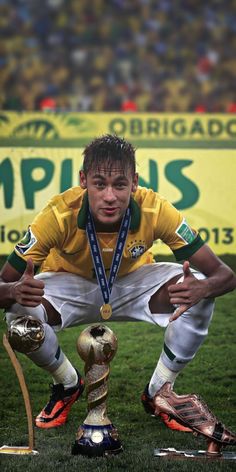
72, 324, 122, 457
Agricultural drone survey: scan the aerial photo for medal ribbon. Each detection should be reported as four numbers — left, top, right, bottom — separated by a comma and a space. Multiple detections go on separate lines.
86, 207, 131, 305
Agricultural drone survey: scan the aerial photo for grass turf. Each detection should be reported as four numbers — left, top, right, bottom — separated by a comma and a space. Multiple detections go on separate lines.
0, 255, 236, 471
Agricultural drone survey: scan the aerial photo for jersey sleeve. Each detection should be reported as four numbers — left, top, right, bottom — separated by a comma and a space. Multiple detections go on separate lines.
153, 197, 204, 260
7, 201, 65, 274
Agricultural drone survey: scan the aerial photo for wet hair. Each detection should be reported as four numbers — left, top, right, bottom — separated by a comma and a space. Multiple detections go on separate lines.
82, 134, 136, 175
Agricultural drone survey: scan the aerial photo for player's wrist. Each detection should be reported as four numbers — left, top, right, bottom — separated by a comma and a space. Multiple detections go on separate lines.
0, 281, 17, 308
200, 278, 213, 299
7, 282, 18, 304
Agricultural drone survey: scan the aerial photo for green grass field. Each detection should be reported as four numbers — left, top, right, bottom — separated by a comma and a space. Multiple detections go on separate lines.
0, 255, 236, 471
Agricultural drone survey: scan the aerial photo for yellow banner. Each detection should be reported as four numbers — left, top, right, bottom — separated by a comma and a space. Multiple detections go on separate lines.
0, 112, 236, 142
0, 146, 235, 255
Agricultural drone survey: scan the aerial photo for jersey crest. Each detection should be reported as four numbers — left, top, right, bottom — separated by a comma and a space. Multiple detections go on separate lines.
128, 240, 147, 259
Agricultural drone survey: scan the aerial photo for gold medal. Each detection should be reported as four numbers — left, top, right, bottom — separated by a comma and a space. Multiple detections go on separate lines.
100, 304, 112, 320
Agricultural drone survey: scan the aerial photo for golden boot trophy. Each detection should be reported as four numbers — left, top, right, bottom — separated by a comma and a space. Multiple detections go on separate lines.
72, 324, 122, 457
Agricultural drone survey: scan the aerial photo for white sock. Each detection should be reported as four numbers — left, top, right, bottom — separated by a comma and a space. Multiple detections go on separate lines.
52, 357, 78, 389
148, 358, 179, 398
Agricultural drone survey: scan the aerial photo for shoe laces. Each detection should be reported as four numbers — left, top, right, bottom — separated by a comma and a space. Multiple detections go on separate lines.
44, 383, 65, 414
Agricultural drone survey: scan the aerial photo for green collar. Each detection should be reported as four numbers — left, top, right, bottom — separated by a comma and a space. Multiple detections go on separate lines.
77, 191, 140, 231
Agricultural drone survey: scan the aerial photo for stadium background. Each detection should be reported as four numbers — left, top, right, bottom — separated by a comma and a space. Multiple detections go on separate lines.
0, 2, 236, 471
0, 0, 236, 113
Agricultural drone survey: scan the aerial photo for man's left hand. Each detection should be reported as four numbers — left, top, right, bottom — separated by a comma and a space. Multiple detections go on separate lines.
168, 261, 207, 322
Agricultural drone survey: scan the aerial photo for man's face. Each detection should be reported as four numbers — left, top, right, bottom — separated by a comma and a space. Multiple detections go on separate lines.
80, 164, 138, 229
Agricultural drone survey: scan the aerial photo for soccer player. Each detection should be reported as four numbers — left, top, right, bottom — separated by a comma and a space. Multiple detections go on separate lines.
0, 134, 235, 445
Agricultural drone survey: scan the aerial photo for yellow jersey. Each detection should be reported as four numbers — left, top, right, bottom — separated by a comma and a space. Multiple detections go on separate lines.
8, 186, 204, 279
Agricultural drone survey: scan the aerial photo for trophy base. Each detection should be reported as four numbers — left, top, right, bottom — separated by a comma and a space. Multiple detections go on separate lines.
154, 447, 236, 461
71, 424, 123, 457
0, 445, 39, 455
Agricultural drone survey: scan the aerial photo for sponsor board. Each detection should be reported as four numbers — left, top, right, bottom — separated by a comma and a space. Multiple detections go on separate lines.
0, 113, 235, 255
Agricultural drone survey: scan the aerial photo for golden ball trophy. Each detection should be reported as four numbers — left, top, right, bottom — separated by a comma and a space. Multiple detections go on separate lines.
0, 316, 44, 455
71, 324, 122, 457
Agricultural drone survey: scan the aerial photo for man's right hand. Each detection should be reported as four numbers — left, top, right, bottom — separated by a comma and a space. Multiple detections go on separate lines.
10, 258, 45, 307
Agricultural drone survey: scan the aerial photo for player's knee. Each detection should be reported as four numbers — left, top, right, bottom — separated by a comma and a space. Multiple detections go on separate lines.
187, 297, 215, 332
7, 315, 45, 354
5, 302, 48, 326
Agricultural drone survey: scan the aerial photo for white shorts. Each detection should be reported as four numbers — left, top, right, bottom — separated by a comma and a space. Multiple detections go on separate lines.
35, 263, 192, 330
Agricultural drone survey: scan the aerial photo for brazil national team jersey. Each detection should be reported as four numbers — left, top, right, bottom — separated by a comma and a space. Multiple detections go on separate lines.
8, 186, 204, 279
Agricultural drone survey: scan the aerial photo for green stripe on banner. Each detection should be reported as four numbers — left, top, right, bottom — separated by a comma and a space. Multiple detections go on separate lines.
0, 138, 236, 148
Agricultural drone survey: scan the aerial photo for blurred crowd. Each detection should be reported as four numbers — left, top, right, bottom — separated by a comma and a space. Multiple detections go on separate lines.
0, 0, 236, 113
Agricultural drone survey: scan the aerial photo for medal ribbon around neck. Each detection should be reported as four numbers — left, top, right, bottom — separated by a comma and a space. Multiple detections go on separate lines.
86, 207, 131, 319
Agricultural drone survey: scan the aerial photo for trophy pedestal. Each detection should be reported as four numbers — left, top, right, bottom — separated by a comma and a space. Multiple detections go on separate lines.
154, 437, 236, 461
154, 447, 236, 461
72, 424, 122, 457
